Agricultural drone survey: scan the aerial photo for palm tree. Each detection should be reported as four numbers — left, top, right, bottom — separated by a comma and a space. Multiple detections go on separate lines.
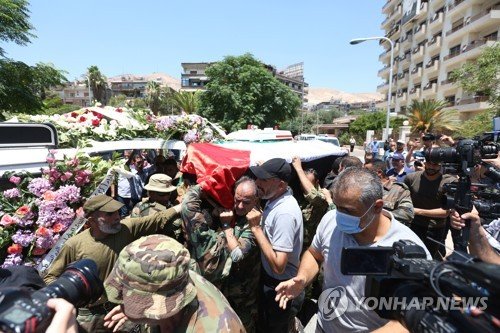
408, 99, 460, 134
87, 66, 108, 104
145, 81, 162, 115
171, 91, 200, 114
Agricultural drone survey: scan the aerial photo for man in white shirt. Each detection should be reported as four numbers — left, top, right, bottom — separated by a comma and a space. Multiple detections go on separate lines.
274, 167, 430, 332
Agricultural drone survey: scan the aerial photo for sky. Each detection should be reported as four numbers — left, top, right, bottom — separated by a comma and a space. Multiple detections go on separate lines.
4, 0, 386, 93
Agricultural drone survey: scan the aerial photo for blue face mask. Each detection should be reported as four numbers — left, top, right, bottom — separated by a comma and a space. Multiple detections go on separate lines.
336, 203, 376, 234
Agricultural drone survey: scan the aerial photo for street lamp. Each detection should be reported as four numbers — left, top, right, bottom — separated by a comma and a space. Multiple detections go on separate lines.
350, 36, 394, 141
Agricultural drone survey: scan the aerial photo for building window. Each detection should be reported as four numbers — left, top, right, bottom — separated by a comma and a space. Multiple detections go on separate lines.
181, 78, 189, 87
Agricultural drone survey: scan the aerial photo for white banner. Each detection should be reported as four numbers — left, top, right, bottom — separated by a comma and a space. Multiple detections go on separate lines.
37, 169, 116, 276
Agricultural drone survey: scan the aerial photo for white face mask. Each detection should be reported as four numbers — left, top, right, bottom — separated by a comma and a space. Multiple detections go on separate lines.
98, 219, 122, 234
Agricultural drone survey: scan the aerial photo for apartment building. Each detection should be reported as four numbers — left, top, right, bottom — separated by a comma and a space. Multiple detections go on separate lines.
180, 62, 309, 102
377, 0, 499, 120
108, 73, 180, 98
56, 82, 93, 107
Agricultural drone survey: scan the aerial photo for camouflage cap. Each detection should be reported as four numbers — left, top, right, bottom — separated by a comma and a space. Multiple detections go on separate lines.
104, 235, 197, 320
83, 194, 123, 215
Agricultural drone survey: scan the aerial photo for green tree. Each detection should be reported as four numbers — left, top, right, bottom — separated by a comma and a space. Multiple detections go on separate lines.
199, 53, 301, 132
171, 91, 200, 114
87, 65, 108, 104
145, 81, 162, 115
349, 111, 404, 138
450, 44, 500, 116
407, 99, 460, 134
456, 109, 495, 138
0, 60, 67, 115
0, 0, 34, 57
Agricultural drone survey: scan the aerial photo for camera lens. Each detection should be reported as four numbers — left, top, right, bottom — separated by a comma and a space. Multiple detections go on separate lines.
32, 259, 103, 308
425, 147, 457, 163
481, 145, 499, 159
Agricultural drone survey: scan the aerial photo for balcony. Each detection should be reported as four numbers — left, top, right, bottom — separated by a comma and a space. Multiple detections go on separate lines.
409, 87, 422, 99
422, 83, 437, 97
447, 5, 500, 39
412, 45, 425, 61
400, 34, 412, 46
447, 0, 482, 18
444, 39, 498, 66
379, 49, 391, 61
378, 65, 391, 78
411, 66, 423, 79
415, 1, 428, 19
383, 0, 396, 14
427, 35, 441, 52
397, 91, 408, 102
440, 79, 457, 92
444, 96, 491, 117
429, 12, 444, 31
414, 24, 427, 40
377, 82, 389, 94
386, 24, 401, 39
425, 59, 439, 76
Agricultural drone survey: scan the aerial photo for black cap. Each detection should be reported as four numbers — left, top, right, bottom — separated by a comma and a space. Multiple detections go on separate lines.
423, 133, 436, 141
250, 158, 291, 182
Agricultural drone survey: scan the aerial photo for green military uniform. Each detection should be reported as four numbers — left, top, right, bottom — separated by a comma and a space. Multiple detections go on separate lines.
105, 235, 245, 333
382, 181, 414, 226
130, 198, 184, 243
44, 208, 179, 333
300, 187, 331, 251
181, 185, 259, 332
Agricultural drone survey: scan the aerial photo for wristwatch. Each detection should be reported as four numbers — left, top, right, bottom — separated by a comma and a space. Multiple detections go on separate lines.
222, 222, 231, 230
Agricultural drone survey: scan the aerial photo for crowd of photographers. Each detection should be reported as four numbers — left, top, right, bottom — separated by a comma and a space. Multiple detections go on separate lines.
1, 132, 499, 333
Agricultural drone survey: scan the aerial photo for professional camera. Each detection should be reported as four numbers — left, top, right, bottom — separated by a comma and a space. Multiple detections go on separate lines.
341, 240, 500, 333
0, 259, 103, 333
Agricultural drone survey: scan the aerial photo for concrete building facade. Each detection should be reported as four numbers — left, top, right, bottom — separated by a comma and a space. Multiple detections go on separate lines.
377, 0, 499, 120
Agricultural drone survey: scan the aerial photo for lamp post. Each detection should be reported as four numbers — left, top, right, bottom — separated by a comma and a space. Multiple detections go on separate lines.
350, 36, 394, 141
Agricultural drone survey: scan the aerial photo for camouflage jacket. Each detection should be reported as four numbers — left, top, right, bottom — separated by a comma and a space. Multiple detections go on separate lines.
383, 181, 414, 226
180, 185, 258, 286
300, 187, 331, 250
130, 198, 184, 243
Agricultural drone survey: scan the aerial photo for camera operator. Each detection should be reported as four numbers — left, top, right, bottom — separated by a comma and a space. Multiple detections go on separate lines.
274, 168, 430, 333
404, 160, 456, 260
450, 208, 500, 264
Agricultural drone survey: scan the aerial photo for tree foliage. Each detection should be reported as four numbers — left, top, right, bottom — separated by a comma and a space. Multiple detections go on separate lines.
455, 109, 495, 138
145, 81, 162, 115
450, 44, 500, 116
87, 65, 108, 104
0, 60, 67, 115
199, 53, 301, 132
171, 91, 200, 114
0, 0, 34, 57
407, 99, 460, 134
280, 108, 344, 135
349, 111, 404, 137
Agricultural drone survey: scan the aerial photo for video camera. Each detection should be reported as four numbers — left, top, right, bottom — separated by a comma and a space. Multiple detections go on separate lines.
0, 259, 103, 333
425, 133, 500, 233
341, 240, 500, 333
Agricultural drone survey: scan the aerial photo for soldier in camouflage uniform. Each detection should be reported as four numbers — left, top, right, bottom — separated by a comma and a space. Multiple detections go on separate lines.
292, 157, 334, 251
130, 173, 184, 243
180, 176, 261, 333
103, 235, 245, 333
365, 159, 414, 226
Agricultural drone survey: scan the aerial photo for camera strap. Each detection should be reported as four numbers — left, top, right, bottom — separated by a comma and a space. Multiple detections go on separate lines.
36, 168, 117, 277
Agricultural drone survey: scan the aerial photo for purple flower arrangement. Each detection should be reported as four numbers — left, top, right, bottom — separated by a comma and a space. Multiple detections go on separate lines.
154, 113, 218, 144
0, 154, 94, 267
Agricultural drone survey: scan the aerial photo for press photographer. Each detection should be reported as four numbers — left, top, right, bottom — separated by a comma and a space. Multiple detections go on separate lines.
0, 259, 103, 333
340, 240, 500, 333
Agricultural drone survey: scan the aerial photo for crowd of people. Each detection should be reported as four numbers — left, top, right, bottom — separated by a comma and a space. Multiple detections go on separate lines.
2, 136, 499, 333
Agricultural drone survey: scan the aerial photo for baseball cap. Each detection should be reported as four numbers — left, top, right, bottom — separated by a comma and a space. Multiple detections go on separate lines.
83, 194, 123, 215
104, 235, 196, 320
392, 153, 405, 161
144, 174, 176, 193
396, 140, 405, 145
250, 158, 291, 182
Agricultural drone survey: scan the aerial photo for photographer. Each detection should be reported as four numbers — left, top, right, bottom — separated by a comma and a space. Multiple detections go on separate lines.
450, 208, 500, 264
274, 168, 430, 332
